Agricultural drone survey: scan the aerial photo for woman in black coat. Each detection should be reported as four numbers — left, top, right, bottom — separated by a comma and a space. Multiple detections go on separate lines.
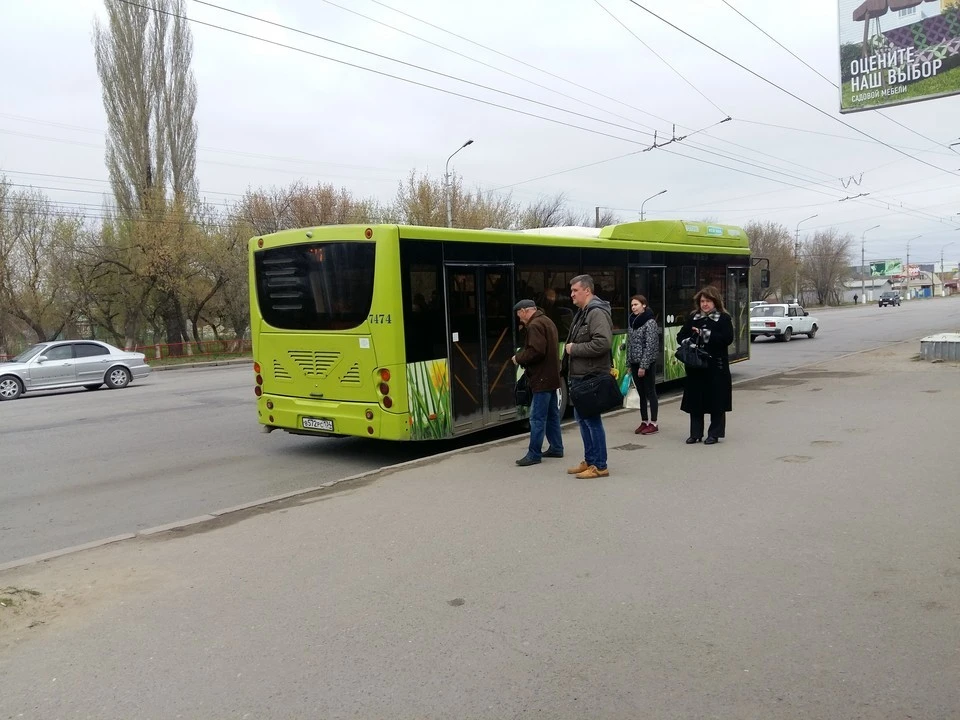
676, 286, 733, 445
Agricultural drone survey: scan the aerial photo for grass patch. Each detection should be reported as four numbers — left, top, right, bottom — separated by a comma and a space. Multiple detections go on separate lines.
0, 587, 41, 608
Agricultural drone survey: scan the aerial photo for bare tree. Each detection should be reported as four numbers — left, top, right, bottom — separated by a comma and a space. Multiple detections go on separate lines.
0, 184, 83, 342
94, 0, 199, 351
394, 171, 447, 227
744, 221, 794, 301
238, 182, 385, 235
518, 193, 568, 229
801, 228, 854, 306
393, 171, 519, 229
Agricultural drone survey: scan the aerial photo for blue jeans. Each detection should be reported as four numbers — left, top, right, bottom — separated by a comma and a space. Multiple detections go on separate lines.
527, 390, 563, 460
572, 407, 607, 470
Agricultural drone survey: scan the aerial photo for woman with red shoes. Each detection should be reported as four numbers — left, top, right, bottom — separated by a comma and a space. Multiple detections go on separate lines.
627, 295, 660, 435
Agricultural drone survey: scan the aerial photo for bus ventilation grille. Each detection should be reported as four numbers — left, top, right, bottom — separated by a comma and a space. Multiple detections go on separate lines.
288, 350, 340, 378
340, 363, 361, 385
273, 360, 292, 380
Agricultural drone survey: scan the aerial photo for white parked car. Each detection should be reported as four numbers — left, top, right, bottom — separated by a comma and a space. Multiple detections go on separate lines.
0, 340, 151, 401
750, 304, 819, 342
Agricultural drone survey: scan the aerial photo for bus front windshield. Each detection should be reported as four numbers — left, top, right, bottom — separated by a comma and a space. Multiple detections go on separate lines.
255, 242, 376, 330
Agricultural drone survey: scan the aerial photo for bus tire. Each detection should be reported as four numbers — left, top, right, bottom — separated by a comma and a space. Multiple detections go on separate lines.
558, 379, 570, 418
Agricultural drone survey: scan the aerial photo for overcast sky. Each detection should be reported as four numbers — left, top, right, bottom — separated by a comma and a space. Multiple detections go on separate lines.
2, 0, 959, 266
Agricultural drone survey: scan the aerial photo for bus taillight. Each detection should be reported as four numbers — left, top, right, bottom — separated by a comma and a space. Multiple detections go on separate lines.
256, 375, 263, 385
383, 396, 393, 409
379, 382, 390, 395
254, 386, 262, 397
379, 368, 391, 382
253, 362, 261, 374
365, 409, 374, 420
266, 400, 274, 410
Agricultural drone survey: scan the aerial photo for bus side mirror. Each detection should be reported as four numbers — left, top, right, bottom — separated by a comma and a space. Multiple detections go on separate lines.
760, 269, 770, 289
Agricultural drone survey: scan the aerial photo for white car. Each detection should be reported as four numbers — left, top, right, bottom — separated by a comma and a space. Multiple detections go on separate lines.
750, 304, 819, 342
0, 340, 151, 401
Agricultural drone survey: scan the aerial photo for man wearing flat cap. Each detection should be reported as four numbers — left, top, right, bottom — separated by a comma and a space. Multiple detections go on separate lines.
511, 298, 563, 466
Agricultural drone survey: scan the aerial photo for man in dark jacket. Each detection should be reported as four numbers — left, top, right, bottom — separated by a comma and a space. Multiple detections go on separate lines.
563, 275, 614, 479
512, 299, 563, 466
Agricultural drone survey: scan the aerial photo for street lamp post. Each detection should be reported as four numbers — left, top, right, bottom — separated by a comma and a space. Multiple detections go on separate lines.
794, 214, 818, 303
860, 224, 880, 305
904, 235, 922, 300
942, 242, 955, 296
445, 139, 474, 228
640, 189, 667, 221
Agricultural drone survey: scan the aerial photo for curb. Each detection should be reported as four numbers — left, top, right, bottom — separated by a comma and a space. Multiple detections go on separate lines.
149, 358, 251, 372
0, 337, 929, 575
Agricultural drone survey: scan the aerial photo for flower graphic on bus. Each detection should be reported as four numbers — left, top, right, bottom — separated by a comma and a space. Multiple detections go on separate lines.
429, 360, 447, 394
407, 359, 453, 440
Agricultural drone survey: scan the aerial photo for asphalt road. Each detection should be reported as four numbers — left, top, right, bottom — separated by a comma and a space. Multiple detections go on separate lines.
1, 297, 957, 564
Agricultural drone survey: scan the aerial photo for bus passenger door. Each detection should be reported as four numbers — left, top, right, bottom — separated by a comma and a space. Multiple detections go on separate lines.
726, 266, 749, 361
445, 265, 517, 433
628, 266, 665, 381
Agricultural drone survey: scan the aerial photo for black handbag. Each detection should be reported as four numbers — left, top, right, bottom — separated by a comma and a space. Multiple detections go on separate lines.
675, 337, 710, 369
515, 372, 533, 407
569, 371, 623, 417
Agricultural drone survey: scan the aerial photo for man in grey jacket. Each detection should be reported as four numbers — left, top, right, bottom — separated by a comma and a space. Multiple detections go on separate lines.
563, 274, 613, 479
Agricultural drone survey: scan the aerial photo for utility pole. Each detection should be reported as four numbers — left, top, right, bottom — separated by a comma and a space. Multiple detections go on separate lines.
906, 238, 916, 300
794, 214, 818, 303
595, 206, 600, 229
860, 225, 880, 305
942, 242, 955, 297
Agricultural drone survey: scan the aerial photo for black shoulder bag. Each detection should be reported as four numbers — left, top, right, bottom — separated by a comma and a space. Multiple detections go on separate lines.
566, 307, 623, 416
675, 336, 710, 369
515, 372, 533, 407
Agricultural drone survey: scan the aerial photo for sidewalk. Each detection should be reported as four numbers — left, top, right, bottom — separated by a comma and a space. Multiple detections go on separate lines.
1, 342, 958, 719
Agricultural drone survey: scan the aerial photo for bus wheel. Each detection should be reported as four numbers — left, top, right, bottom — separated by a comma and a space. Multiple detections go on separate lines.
558, 380, 570, 418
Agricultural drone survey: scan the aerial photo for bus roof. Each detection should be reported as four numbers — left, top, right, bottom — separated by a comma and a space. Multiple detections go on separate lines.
253, 220, 750, 254
519, 221, 747, 246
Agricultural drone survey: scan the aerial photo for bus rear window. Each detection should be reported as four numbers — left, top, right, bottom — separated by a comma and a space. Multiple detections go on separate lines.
255, 242, 375, 330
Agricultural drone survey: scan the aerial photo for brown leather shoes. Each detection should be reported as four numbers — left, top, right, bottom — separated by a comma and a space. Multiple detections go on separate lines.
575, 465, 610, 479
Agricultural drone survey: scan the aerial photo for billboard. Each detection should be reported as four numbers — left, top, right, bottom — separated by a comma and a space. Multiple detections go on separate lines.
870, 259, 904, 276
839, 0, 960, 113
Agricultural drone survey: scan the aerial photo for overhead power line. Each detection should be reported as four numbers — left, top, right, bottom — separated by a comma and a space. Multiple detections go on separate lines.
315, 0, 662, 136
718, 0, 953, 153
588, 1, 957, 226
187, 0, 657, 143
0, 112, 404, 173
182, 1, 861, 203
621, 0, 960, 185
193, 0, 957, 227
592, 0, 729, 119
364, 0, 682, 131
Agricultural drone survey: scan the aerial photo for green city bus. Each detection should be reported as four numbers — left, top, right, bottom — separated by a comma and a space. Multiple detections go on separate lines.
248, 221, 751, 441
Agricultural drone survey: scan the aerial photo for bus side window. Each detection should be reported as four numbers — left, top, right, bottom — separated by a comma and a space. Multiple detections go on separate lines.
401, 241, 447, 363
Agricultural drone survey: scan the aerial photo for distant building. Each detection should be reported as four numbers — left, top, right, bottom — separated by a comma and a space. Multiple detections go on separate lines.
843, 277, 894, 303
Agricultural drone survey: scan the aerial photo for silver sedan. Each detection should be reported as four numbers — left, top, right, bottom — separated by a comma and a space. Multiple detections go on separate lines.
0, 340, 151, 401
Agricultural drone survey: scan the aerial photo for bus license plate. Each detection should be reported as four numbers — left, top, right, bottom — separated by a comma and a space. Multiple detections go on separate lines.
302, 417, 334, 431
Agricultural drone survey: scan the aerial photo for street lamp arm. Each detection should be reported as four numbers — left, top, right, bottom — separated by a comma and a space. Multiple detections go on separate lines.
640, 189, 667, 221
444, 139, 474, 228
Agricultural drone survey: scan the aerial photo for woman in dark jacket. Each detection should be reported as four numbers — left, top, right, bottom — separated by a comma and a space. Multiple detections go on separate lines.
676, 286, 733, 445
627, 295, 659, 435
